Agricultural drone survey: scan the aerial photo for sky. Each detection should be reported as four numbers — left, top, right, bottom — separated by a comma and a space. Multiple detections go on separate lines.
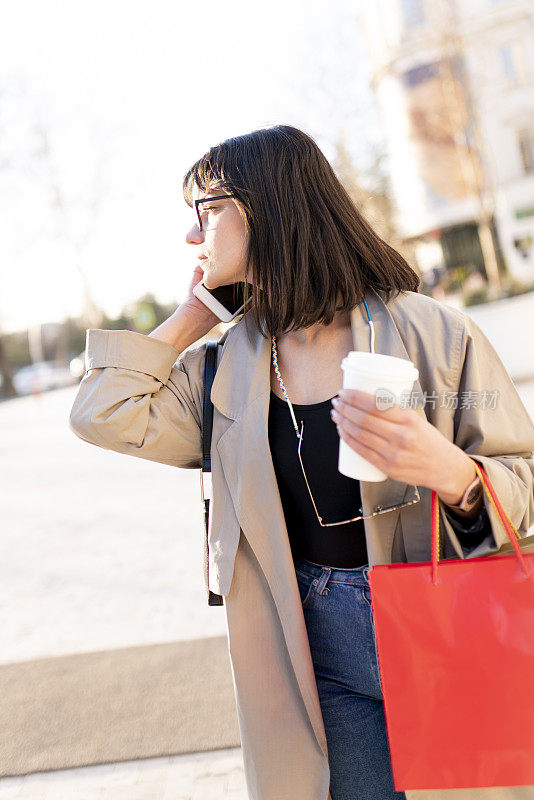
0, 0, 380, 334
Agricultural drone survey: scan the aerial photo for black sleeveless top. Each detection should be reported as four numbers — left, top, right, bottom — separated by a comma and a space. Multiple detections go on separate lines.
268, 389, 368, 567
267, 389, 491, 567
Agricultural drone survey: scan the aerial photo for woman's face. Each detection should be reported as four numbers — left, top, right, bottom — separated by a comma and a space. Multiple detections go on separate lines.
185, 184, 252, 290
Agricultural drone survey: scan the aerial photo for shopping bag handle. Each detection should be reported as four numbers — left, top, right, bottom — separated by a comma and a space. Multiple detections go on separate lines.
431, 459, 530, 583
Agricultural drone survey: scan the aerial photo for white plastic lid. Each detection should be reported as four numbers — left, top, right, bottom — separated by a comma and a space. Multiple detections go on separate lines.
341, 352, 418, 381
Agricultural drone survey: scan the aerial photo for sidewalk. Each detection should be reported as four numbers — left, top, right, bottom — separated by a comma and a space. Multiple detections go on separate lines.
0, 749, 247, 800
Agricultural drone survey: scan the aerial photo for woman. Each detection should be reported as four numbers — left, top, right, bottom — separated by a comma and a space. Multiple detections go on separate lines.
69, 125, 534, 800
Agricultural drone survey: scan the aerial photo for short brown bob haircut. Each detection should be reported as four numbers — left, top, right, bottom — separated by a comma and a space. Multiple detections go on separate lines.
182, 124, 420, 342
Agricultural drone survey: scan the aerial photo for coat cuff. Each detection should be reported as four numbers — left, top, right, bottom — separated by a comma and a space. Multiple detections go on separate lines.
466, 453, 531, 552
440, 453, 532, 559
442, 503, 488, 535
84, 329, 181, 385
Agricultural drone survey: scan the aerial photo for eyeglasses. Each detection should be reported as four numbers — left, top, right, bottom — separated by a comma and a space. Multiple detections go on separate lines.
194, 193, 237, 232
296, 418, 421, 527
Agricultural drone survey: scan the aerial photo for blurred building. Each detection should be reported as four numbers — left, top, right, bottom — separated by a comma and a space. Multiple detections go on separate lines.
358, 0, 534, 291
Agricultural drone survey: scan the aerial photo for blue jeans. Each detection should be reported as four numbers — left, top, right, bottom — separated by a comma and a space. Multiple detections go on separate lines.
294, 557, 406, 800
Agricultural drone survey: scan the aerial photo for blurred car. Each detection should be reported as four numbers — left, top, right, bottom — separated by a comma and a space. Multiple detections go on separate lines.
13, 361, 80, 395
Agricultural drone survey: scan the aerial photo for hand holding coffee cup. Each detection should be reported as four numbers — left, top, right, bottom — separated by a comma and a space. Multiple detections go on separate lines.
331, 351, 474, 498
334, 352, 418, 481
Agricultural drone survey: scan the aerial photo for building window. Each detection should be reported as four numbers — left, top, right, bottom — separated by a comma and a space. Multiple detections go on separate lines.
403, 61, 439, 88
498, 41, 528, 86
401, 0, 426, 27
518, 129, 534, 174
513, 236, 533, 260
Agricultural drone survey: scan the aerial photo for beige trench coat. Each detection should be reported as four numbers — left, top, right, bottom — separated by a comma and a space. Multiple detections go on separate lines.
69, 287, 534, 800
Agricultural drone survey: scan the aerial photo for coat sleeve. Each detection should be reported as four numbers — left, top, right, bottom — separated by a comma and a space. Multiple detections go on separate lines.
442, 314, 534, 558
68, 329, 207, 469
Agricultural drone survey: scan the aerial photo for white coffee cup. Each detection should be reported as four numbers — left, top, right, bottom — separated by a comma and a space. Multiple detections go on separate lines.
338, 352, 419, 481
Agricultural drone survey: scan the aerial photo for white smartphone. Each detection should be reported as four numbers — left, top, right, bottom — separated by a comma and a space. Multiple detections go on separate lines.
192, 278, 252, 323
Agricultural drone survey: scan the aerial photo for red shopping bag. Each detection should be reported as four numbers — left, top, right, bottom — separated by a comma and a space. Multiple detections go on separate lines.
368, 460, 534, 791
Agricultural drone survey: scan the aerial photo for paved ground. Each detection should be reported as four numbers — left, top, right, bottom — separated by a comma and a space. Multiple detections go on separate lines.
0, 385, 228, 666
1, 378, 533, 799
0, 749, 247, 800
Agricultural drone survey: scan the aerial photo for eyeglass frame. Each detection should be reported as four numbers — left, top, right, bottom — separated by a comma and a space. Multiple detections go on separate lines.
194, 193, 237, 232
295, 417, 421, 527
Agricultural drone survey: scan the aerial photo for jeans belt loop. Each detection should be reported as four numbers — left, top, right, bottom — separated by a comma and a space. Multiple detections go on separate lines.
316, 567, 332, 595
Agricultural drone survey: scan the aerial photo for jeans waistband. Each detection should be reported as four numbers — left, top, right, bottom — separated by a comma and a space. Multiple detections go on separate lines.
294, 556, 371, 585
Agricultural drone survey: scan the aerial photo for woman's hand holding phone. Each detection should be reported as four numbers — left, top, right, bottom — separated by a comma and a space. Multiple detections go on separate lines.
179, 264, 221, 335
147, 265, 221, 352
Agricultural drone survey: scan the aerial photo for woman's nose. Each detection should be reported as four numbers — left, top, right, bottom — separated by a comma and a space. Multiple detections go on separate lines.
185, 222, 203, 245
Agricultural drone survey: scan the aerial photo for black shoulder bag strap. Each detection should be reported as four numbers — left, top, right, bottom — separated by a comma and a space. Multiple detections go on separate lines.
201, 340, 224, 606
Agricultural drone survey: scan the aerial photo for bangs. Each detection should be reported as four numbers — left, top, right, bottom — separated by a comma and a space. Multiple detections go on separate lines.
182, 145, 236, 207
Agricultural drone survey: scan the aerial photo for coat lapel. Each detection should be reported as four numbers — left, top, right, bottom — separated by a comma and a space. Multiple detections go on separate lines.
210, 286, 427, 756
352, 288, 427, 563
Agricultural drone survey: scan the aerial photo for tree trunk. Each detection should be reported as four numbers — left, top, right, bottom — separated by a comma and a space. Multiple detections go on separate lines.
0, 336, 17, 398
477, 217, 502, 298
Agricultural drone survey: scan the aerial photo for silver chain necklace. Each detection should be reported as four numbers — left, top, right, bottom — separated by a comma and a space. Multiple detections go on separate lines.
270, 295, 375, 441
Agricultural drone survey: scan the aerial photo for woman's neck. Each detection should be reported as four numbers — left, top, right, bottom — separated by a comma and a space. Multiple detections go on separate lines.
279, 310, 352, 348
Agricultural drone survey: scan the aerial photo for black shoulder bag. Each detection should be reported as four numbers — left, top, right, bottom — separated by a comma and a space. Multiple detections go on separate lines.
201, 341, 224, 606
